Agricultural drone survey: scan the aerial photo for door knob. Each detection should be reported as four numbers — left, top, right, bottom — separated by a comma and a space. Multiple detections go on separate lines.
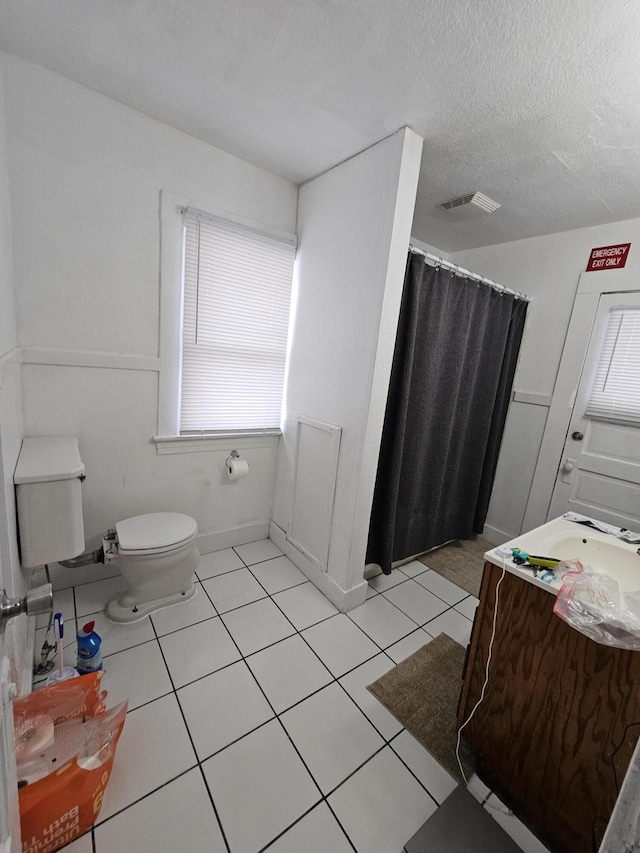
571, 431, 584, 441
561, 458, 577, 484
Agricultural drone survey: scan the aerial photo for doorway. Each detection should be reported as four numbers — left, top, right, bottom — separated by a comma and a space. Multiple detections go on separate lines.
522, 265, 640, 532
548, 290, 640, 529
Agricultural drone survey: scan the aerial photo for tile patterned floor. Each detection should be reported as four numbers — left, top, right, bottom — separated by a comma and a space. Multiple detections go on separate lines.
33, 543, 544, 853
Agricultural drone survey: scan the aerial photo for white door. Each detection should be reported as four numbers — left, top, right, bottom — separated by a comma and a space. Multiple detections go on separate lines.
0, 546, 21, 853
0, 652, 19, 853
548, 290, 640, 530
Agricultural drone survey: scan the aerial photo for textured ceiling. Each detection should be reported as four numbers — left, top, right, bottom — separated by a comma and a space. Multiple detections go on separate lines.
2, 0, 640, 252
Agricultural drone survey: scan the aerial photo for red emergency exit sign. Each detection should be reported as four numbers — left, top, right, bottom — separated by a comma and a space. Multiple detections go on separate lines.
586, 243, 631, 271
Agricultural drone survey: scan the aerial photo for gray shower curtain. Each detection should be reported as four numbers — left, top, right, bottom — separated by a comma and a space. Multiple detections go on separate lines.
366, 251, 528, 574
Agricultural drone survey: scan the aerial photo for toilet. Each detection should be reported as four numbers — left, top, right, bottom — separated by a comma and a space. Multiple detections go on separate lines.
14, 436, 200, 624
104, 512, 200, 623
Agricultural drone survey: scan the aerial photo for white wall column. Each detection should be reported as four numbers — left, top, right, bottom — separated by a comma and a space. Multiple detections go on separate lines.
272, 127, 423, 611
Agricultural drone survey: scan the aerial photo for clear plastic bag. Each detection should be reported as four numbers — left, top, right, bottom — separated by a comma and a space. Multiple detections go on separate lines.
553, 565, 640, 650
13, 671, 128, 853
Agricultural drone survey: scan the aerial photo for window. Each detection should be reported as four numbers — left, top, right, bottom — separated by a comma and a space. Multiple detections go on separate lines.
586, 307, 640, 425
178, 207, 296, 435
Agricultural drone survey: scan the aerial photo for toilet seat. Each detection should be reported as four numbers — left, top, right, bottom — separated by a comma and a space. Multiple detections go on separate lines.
115, 512, 198, 556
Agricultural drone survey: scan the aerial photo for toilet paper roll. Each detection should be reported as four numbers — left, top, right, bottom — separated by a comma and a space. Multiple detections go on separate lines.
227, 458, 249, 481
15, 714, 55, 762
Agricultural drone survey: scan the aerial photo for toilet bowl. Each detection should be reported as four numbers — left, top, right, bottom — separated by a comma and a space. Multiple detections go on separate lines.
105, 512, 200, 623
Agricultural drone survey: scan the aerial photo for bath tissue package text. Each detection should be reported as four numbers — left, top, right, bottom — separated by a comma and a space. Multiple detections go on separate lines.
13, 671, 127, 853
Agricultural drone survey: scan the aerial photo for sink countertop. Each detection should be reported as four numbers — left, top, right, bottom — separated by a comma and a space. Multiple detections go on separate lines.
484, 515, 640, 597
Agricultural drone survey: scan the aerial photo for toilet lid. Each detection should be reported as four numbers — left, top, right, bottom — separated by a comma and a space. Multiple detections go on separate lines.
115, 512, 198, 554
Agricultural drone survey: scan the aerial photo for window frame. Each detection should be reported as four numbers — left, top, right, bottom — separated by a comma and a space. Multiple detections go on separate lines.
585, 305, 640, 426
155, 190, 297, 454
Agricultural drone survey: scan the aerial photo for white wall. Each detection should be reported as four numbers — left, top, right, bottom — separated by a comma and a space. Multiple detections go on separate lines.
2, 52, 298, 587
410, 236, 449, 260
450, 219, 640, 540
0, 57, 28, 693
272, 128, 423, 609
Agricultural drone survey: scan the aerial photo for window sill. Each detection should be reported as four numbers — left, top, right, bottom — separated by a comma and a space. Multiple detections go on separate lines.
152, 433, 281, 455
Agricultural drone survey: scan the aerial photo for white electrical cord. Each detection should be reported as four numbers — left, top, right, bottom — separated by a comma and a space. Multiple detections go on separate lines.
455, 554, 507, 785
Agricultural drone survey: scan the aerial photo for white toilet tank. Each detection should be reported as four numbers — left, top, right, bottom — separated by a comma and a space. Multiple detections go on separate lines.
14, 436, 86, 569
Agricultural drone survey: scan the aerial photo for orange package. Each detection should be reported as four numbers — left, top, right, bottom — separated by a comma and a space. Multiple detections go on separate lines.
13, 671, 128, 853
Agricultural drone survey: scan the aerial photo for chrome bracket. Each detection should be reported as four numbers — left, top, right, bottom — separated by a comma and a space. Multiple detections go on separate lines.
0, 584, 53, 635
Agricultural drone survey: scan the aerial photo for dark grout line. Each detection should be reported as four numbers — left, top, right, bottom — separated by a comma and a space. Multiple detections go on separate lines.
386, 731, 444, 809
148, 611, 233, 853
71, 546, 464, 852
93, 765, 200, 833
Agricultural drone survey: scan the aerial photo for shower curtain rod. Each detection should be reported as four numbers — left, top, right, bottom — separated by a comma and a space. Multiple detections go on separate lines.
409, 245, 531, 302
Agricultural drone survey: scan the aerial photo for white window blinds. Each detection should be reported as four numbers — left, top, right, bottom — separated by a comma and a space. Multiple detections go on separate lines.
585, 307, 640, 425
180, 209, 296, 434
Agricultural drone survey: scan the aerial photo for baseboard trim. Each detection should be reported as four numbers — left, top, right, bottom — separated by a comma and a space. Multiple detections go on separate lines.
482, 523, 512, 547
269, 521, 286, 553
197, 521, 270, 555
269, 522, 367, 612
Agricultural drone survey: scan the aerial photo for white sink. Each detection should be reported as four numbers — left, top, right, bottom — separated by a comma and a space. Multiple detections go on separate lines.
487, 516, 640, 594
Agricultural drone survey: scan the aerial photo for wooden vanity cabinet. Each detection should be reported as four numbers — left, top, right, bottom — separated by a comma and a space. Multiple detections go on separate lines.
458, 560, 640, 853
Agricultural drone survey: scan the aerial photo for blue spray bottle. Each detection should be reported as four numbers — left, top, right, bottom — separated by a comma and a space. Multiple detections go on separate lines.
76, 621, 103, 675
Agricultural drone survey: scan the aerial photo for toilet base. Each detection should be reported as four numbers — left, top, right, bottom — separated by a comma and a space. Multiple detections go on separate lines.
106, 582, 196, 624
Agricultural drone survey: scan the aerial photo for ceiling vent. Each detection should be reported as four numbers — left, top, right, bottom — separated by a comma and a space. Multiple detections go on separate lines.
440, 191, 501, 219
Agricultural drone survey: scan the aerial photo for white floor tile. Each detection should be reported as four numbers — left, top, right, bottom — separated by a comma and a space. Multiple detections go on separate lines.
102, 640, 172, 710
37, 587, 75, 628
234, 538, 283, 565
383, 579, 449, 626
249, 555, 307, 594
348, 594, 418, 648
368, 570, 408, 593
302, 614, 379, 678
272, 582, 338, 630
385, 629, 433, 664
75, 576, 127, 618
338, 654, 403, 741
424, 608, 473, 646
328, 746, 436, 853
150, 583, 216, 637
201, 567, 266, 614
98, 693, 197, 823
266, 802, 353, 853
365, 584, 379, 599
222, 597, 295, 656
84, 611, 156, 657
202, 718, 320, 853
399, 560, 429, 579
455, 595, 480, 621
391, 730, 458, 805
414, 569, 468, 605
246, 634, 333, 714
196, 547, 244, 580
159, 616, 241, 688
281, 682, 384, 794
178, 660, 273, 760
95, 768, 226, 852
63, 833, 93, 853
484, 794, 552, 852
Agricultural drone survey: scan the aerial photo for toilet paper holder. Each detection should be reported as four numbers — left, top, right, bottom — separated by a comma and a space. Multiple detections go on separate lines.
225, 450, 239, 466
